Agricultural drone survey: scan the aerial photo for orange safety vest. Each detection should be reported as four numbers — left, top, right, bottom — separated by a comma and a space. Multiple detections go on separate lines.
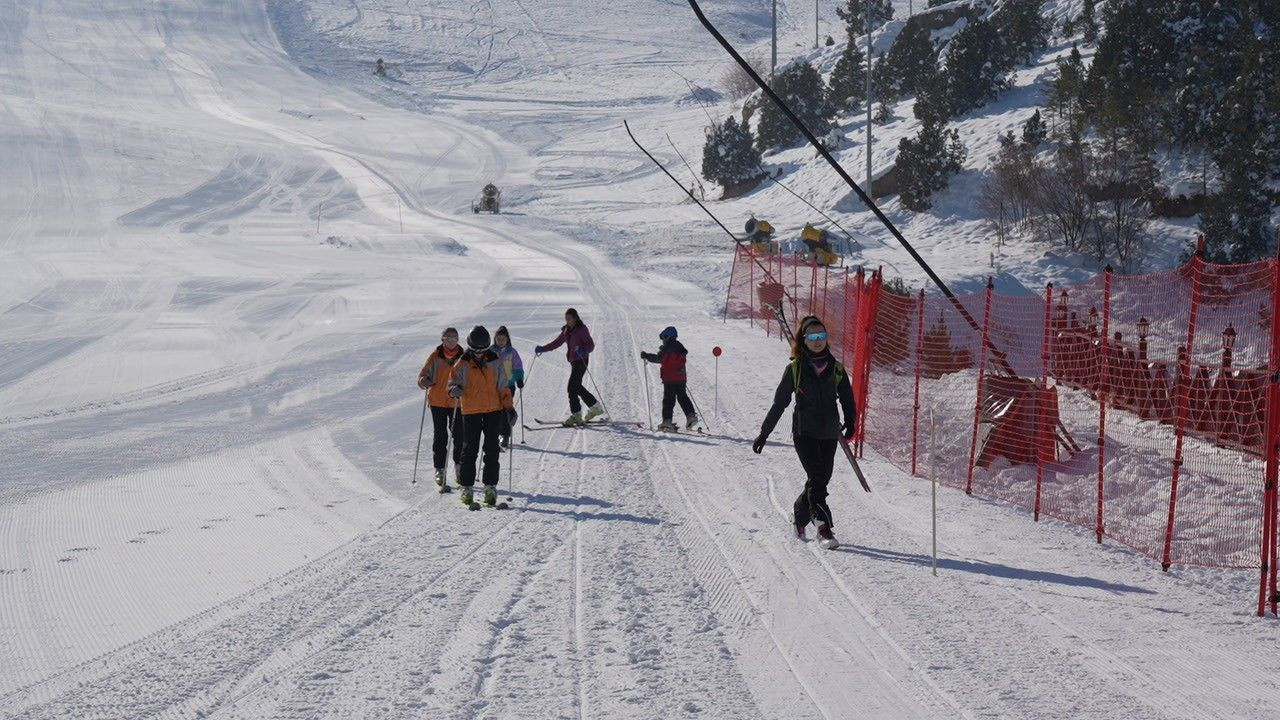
448, 353, 513, 415
419, 346, 462, 407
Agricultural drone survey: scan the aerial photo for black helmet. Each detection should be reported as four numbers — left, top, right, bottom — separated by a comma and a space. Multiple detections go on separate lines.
659, 326, 678, 340
467, 325, 491, 351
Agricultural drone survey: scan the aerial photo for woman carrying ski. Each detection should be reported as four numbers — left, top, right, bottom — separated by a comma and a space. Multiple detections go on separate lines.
416, 327, 464, 491
448, 326, 514, 507
752, 315, 856, 549
534, 308, 603, 426
492, 325, 525, 448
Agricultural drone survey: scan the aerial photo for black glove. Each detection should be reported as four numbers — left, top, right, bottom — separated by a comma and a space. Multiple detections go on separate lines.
842, 417, 856, 440
752, 434, 767, 454
640, 351, 651, 361
516, 379, 525, 389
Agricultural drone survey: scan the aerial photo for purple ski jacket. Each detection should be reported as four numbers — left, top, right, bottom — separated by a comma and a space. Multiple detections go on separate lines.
540, 323, 595, 362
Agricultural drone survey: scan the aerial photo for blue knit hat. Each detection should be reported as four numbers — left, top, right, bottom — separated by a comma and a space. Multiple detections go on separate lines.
659, 326, 678, 340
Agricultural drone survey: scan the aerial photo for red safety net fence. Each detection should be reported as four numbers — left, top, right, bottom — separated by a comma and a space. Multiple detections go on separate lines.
726, 243, 1280, 615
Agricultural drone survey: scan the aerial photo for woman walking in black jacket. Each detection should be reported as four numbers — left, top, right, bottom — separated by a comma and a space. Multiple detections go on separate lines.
752, 316, 857, 548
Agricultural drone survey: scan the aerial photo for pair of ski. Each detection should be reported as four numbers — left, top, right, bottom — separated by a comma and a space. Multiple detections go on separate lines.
525, 418, 645, 430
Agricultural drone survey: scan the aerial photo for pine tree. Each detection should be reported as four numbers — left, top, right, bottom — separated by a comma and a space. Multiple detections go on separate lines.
896, 120, 967, 211
991, 0, 1050, 68
827, 43, 866, 113
702, 116, 761, 186
1046, 45, 1086, 136
913, 67, 950, 124
1022, 109, 1046, 147
940, 17, 1008, 118
1081, 0, 1098, 44
835, 0, 893, 38
876, 19, 937, 99
756, 61, 835, 152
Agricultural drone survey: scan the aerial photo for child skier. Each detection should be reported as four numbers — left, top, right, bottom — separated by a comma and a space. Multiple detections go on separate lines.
448, 326, 513, 507
534, 308, 603, 426
493, 325, 525, 448
640, 326, 698, 431
416, 327, 464, 491
752, 315, 857, 549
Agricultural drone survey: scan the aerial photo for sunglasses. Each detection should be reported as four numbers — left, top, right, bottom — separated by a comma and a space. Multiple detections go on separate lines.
804, 331, 828, 342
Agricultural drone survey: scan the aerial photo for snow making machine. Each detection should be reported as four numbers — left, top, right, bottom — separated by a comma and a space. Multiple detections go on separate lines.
744, 217, 776, 254
798, 223, 840, 266
472, 183, 501, 214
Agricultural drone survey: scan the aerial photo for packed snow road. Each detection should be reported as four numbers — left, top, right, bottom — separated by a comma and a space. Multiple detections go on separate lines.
3, 0, 1280, 718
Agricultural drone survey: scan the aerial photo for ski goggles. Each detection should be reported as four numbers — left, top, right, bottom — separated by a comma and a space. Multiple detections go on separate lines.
442, 333, 459, 342
803, 331, 829, 342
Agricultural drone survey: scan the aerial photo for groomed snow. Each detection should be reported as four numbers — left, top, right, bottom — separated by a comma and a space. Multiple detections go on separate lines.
2, 1, 1279, 718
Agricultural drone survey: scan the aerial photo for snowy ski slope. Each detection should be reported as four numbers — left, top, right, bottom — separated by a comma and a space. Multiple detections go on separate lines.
1, 0, 1278, 717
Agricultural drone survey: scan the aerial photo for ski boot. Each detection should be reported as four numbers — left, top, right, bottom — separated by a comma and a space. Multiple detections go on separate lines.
815, 522, 839, 550
460, 486, 474, 507
500, 435, 511, 449
793, 518, 807, 541
434, 468, 450, 493
685, 412, 699, 430
656, 420, 678, 432
584, 404, 605, 423
562, 412, 585, 427
483, 485, 498, 507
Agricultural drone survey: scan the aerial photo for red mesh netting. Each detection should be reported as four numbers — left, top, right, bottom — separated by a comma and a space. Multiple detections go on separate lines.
726, 244, 1280, 587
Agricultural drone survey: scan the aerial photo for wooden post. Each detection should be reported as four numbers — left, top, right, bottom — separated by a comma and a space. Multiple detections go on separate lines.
911, 288, 926, 476
966, 278, 994, 495
1096, 266, 1113, 543
1035, 283, 1053, 521
1164, 246, 1203, 569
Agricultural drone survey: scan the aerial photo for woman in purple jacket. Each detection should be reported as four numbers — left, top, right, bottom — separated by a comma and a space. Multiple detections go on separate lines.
535, 308, 603, 426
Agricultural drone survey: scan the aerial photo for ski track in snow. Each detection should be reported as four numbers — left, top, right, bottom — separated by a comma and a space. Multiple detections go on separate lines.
3, 1, 1280, 719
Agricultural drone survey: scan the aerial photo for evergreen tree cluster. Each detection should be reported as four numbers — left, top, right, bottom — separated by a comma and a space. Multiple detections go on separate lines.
756, 62, 835, 152
700, 116, 761, 188
1078, 0, 1280, 261
896, 120, 967, 212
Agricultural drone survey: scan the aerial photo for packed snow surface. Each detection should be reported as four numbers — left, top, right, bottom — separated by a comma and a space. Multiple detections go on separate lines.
1, 1, 1277, 718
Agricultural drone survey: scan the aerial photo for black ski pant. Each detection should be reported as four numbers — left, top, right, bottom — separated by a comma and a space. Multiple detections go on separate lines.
431, 404, 463, 470
793, 436, 837, 528
661, 381, 695, 422
567, 359, 598, 414
459, 410, 503, 487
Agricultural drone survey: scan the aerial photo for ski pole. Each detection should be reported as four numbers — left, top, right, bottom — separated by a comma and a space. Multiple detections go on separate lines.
641, 360, 654, 430
508, 408, 515, 495
410, 390, 429, 485
584, 363, 610, 418
447, 396, 461, 485
687, 388, 711, 433
518, 386, 527, 445
930, 405, 938, 577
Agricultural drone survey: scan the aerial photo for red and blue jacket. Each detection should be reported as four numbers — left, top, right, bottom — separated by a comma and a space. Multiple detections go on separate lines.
641, 338, 688, 382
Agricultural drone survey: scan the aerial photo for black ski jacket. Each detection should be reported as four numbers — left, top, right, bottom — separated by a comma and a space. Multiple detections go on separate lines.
758, 350, 856, 441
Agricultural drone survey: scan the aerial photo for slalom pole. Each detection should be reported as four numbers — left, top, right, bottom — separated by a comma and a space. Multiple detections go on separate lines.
930, 405, 938, 577
410, 390, 429, 486
712, 346, 722, 418
519, 387, 527, 445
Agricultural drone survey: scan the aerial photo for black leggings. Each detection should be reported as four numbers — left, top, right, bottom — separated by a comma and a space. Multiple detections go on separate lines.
661, 381, 695, 421
459, 410, 503, 487
430, 405, 462, 470
567, 359, 598, 414
793, 436, 837, 528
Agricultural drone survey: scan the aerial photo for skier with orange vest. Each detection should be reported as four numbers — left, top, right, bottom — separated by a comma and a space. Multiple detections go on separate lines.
448, 325, 515, 507
416, 327, 464, 491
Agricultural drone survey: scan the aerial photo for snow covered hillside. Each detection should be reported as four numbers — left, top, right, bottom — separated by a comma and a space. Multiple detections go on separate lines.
2, 1, 1279, 718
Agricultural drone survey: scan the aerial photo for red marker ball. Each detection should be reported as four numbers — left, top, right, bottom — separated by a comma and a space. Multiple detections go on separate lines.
712, 346, 722, 357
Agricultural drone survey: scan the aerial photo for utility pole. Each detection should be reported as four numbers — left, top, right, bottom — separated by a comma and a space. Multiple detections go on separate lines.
865, 2, 873, 190
815, 0, 819, 48
771, 0, 778, 79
